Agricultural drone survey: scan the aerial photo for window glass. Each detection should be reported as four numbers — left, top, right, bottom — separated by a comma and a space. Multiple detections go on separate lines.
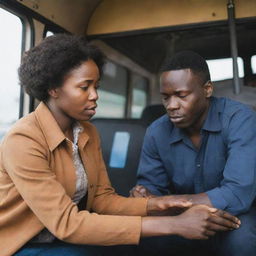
206, 57, 244, 81
251, 55, 256, 74
109, 132, 130, 168
131, 74, 148, 118
0, 8, 22, 140
95, 61, 127, 118
45, 30, 54, 37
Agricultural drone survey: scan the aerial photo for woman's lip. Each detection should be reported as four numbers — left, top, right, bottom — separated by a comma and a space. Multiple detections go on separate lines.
87, 105, 97, 110
84, 109, 96, 115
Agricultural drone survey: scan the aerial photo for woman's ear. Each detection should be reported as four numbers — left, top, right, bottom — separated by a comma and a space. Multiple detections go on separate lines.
48, 88, 59, 99
204, 81, 213, 98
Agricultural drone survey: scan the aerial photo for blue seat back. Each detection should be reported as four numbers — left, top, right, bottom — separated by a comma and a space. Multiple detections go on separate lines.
140, 104, 166, 126
91, 118, 147, 196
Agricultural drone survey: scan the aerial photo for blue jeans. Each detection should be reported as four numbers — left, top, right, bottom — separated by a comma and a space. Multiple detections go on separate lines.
14, 241, 136, 256
14, 241, 103, 256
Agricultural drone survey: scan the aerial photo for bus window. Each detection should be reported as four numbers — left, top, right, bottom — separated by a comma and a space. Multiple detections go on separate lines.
45, 30, 54, 37
95, 61, 127, 118
206, 57, 244, 82
0, 8, 22, 140
131, 73, 148, 118
251, 55, 256, 74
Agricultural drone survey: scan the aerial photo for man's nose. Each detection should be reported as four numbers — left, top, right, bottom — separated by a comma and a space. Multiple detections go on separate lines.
166, 96, 179, 111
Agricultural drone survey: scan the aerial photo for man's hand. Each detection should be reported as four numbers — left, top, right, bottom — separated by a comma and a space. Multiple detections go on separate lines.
173, 205, 240, 240
130, 185, 155, 198
207, 209, 241, 231
141, 205, 241, 240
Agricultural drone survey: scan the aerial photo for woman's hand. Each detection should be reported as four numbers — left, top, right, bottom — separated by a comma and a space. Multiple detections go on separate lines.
147, 195, 192, 216
130, 185, 192, 215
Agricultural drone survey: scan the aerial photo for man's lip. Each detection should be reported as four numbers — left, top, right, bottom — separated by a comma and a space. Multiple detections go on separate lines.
169, 116, 184, 122
170, 116, 183, 119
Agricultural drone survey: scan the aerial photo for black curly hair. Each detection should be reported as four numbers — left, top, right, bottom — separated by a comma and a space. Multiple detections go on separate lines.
161, 50, 211, 84
18, 33, 105, 101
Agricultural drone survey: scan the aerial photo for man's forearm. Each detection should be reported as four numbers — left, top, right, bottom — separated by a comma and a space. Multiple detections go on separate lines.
182, 193, 213, 207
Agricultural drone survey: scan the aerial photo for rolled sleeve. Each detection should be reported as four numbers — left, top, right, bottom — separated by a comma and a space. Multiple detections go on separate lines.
206, 188, 230, 211
207, 108, 256, 215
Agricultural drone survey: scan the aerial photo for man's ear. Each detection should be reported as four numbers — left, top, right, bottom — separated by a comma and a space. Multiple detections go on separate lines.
203, 81, 213, 98
48, 88, 59, 99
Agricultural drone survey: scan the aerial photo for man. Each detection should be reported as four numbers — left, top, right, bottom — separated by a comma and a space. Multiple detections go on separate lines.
131, 51, 256, 256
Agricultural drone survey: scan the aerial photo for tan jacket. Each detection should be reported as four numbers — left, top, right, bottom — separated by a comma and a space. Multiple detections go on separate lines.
0, 102, 147, 256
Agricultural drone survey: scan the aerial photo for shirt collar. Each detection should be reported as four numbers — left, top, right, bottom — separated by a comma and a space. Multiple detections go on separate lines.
202, 97, 222, 132
169, 126, 186, 144
35, 102, 89, 151
169, 97, 222, 144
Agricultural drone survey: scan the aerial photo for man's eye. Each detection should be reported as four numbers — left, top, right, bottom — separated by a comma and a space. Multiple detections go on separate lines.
178, 93, 189, 98
81, 86, 88, 91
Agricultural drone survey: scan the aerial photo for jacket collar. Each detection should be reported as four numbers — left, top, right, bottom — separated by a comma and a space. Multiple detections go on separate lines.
35, 102, 89, 151
169, 97, 222, 144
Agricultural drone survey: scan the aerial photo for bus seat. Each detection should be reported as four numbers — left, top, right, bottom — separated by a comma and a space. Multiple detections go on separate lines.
141, 104, 166, 126
91, 118, 147, 196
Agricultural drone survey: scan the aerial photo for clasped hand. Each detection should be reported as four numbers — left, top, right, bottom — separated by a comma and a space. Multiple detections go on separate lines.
131, 185, 241, 240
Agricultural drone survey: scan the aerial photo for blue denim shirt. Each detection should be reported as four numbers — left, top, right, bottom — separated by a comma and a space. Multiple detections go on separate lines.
137, 97, 256, 215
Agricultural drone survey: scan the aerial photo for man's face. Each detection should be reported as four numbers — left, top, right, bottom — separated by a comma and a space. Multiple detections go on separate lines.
160, 69, 212, 130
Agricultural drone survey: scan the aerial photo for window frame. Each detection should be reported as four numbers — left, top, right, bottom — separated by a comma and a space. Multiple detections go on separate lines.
0, 3, 35, 118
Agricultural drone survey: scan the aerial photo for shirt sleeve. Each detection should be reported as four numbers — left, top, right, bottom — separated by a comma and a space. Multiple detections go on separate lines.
206, 108, 256, 215
2, 131, 143, 245
136, 127, 171, 196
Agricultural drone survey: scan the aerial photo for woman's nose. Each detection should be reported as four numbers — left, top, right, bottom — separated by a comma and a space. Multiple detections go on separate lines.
88, 87, 98, 101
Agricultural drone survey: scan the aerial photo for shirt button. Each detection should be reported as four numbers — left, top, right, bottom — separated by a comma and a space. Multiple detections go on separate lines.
197, 164, 201, 168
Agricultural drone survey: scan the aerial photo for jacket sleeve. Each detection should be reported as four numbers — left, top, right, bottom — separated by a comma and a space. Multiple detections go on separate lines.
206, 108, 256, 215
2, 131, 144, 246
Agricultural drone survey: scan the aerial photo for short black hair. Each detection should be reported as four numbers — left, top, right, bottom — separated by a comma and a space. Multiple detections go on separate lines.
18, 33, 105, 101
161, 50, 211, 83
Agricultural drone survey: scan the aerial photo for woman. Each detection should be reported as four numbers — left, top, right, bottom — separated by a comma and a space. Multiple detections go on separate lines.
0, 34, 239, 256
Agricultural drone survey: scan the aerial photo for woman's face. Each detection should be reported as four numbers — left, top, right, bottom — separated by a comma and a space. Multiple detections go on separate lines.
49, 59, 100, 121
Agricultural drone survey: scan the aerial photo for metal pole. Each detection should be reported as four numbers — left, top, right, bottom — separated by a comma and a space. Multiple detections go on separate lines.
227, 0, 240, 94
